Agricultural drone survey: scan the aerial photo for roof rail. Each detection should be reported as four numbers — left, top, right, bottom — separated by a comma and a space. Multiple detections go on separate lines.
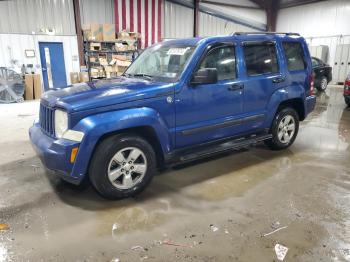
231, 32, 300, 36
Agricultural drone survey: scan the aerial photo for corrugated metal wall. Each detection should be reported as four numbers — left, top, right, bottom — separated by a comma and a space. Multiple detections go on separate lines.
79, 0, 115, 25
277, 0, 350, 37
198, 12, 256, 37
277, 0, 350, 82
0, 34, 80, 85
163, 0, 265, 39
163, 1, 194, 38
0, 0, 75, 35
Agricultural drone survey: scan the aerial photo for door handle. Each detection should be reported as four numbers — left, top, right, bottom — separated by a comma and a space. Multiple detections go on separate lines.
272, 77, 285, 83
228, 84, 244, 91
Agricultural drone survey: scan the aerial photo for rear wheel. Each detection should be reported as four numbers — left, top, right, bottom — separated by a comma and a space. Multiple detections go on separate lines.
89, 134, 157, 199
265, 107, 299, 150
317, 76, 328, 91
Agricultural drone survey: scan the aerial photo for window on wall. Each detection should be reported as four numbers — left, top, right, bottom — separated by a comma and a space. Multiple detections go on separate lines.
198, 45, 236, 80
283, 42, 306, 71
243, 43, 279, 76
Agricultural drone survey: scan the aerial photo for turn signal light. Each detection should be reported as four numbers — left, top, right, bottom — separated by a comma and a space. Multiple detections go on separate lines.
70, 147, 79, 163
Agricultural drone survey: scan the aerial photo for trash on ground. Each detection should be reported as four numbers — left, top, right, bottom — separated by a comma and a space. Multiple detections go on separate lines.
0, 223, 9, 231
112, 223, 119, 238
110, 258, 120, 262
131, 245, 145, 251
275, 243, 288, 261
162, 239, 192, 248
210, 224, 219, 232
262, 226, 288, 237
271, 221, 281, 230
224, 229, 229, 234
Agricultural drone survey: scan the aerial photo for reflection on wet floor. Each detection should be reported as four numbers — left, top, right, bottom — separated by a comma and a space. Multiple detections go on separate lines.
0, 85, 349, 261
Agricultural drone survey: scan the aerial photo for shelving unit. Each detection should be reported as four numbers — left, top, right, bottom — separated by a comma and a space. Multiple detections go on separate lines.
83, 40, 139, 81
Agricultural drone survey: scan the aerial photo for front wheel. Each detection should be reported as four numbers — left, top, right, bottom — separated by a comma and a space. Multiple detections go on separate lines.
265, 107, 299, 150
89, 134, 157, 199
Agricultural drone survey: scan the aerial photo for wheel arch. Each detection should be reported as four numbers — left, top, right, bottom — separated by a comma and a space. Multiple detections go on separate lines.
93, 126, 165, 168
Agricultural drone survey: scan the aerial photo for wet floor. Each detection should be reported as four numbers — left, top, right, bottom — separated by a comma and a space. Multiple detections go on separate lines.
0, 85, 349, 261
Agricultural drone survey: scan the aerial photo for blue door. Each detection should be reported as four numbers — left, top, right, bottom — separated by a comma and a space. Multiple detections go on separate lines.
39, 42, 67, 90
175, 43, 245, 148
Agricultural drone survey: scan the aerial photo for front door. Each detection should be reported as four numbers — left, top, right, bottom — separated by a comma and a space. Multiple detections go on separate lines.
39, 42, 67, 90
175, 43, 245, 148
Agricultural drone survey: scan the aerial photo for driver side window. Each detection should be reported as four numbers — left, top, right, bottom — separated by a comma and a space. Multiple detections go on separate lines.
198, 45, 236, 80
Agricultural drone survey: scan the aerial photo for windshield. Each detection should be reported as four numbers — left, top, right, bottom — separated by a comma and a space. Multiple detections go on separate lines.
125, 44, 196, 82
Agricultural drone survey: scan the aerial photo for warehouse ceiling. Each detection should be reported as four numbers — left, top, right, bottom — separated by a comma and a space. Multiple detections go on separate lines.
202, 0, 329, 9
250, 0, 328, 9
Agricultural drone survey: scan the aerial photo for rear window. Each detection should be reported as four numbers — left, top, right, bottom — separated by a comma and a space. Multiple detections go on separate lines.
243, 43, 279, 76
283, 42, 306, 71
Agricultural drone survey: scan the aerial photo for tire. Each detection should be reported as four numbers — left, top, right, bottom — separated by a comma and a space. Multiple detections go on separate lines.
89, 134, 157, 200
317, 76, 328, 91
345, 97, 350, 107
265, 107, 299, 150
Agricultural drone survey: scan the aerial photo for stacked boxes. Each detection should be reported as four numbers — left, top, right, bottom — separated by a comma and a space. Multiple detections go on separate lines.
24, 74, 42, 100
82, 24, 103, 41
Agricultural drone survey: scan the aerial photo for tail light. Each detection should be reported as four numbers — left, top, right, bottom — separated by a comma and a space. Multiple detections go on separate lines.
308, 74, 315, 96
345, 79, 350, 95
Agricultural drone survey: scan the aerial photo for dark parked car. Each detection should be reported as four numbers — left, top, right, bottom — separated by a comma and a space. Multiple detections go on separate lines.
344, 73, 350, 106
29, 33, 316, 199
312, 56, 332, 91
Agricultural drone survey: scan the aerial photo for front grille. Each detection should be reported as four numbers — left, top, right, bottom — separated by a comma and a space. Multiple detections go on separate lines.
39, 103, 55, 137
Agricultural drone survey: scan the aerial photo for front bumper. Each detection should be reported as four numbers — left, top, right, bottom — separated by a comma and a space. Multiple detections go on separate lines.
305, 95, 316, 116
29, 123, 83, 184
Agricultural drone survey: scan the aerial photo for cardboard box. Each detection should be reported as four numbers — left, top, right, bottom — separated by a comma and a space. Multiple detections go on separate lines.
79, 72, 89, 82
115, 42, 129, 52
90, 42, 101, 51
83, 24, 103, 41
70, 72, 80, 84
24, 74, 34, 100
89, 56, 97, 63
99, 57, 108, 66
102, 24, 116, 41
25, 74, 42, 100
33, 74, 42, 99
116, 59, 132, 67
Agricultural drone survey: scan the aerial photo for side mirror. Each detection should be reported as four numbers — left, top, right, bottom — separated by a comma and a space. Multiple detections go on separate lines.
190, 68, 218, 85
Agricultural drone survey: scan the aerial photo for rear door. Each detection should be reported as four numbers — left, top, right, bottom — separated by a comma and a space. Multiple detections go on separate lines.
240, 40, 286, 130
282, 40, 310, 96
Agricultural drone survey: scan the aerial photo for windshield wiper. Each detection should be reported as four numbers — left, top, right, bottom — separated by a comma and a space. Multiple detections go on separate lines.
132, 73, 154, 81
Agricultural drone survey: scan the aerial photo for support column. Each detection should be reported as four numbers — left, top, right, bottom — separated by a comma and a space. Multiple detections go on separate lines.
194, 0, 199, 37
73, 0, 85, 66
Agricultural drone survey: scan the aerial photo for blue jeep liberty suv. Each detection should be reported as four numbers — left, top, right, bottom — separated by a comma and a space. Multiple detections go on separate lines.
29, 32, 316, 199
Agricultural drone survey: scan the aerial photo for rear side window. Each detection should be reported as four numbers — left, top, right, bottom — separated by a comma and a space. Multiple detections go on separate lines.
243, 43, 279, 76
199, 46, 236, 80
283, 42, 306, 71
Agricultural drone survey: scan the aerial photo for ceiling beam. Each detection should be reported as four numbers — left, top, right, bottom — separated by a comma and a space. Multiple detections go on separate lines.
280, 0, 328, 8
266, 0, 280, 31
201, 0, 262, 10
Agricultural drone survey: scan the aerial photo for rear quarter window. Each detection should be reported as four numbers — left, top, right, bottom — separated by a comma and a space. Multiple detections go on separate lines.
283, 42, 306, 71
243, 43, 279, 76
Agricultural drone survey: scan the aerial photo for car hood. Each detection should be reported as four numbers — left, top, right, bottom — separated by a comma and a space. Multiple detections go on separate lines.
41, 77, 174, 112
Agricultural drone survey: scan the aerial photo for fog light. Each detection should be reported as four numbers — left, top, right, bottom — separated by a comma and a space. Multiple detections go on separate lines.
70, 147, 78, 163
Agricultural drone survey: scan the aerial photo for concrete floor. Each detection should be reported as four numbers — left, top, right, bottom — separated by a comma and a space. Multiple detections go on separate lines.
0, 85, 349, 261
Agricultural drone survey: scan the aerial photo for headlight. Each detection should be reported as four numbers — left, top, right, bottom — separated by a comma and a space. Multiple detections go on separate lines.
54, 109, 68, 138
